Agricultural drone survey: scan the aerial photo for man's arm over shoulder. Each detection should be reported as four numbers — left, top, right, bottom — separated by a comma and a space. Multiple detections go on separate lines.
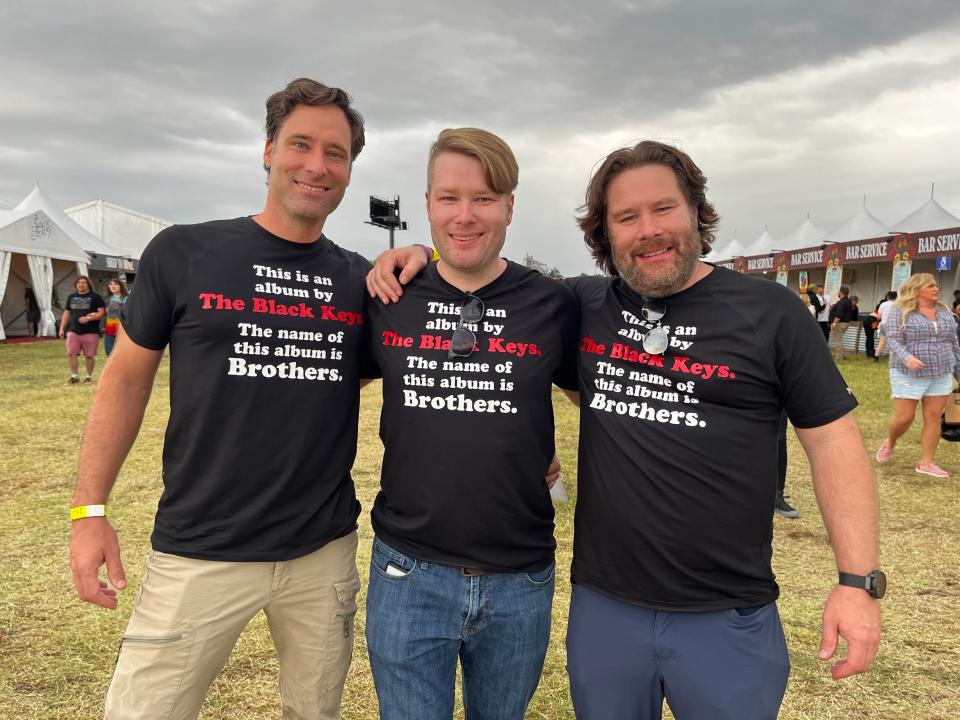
70, 328, 163, 609
795, 414, 881, 681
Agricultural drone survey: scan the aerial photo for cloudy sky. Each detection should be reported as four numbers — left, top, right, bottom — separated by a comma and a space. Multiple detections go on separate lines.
2, 1, 959, 275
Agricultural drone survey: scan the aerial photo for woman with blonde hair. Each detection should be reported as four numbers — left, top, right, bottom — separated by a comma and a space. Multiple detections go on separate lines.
876, 273, 960, 477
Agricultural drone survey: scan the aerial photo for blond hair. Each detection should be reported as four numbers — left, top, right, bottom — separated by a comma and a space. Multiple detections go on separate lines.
427, 128, 518, 195
895, 273, 948, 326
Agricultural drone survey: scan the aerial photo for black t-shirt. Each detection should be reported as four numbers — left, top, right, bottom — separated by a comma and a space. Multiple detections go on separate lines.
65, 292, 106, 334
122, 217, 375, 561
830, 296, 854, 322
368, 261, 579, 572
568, 267, 857, 611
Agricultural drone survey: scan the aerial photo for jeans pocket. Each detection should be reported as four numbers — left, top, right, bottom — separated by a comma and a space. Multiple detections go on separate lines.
524, 561, 556, 586
371, 538, 418, 581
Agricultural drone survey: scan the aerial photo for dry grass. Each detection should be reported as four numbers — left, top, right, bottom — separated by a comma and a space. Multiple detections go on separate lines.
0, 340, 957, 718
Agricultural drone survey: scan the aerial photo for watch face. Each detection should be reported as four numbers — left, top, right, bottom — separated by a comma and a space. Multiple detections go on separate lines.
872, 570, 887, 599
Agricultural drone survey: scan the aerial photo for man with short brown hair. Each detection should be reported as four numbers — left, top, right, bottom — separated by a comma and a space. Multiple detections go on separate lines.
69, 78, 373, 719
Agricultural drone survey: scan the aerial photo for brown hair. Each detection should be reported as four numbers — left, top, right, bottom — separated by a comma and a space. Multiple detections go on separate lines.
264, 78, 365, 171
74, 275, 91, 290
427, 128, 519, 195
576, 140, 719, 275
107, 277, 128, 297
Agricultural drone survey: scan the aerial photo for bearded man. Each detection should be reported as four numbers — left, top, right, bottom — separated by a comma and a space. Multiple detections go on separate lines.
563, 140, 883, 719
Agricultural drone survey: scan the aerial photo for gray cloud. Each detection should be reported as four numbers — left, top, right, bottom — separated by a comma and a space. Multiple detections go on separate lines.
2, 1, 960, 273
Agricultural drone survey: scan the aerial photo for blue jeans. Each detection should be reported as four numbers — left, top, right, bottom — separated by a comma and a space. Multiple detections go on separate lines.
567, 584, 789, 720
365, 536, 555, 720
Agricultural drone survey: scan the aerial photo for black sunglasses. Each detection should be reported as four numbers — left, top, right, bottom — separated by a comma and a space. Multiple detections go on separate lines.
641, 298, 668, 355
449, 294, 485, 358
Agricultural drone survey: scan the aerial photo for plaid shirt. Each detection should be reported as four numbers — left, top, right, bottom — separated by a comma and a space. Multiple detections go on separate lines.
886, 304, 960, 378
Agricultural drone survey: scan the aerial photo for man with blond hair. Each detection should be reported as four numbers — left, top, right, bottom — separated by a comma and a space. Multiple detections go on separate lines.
363, 127, 578, 719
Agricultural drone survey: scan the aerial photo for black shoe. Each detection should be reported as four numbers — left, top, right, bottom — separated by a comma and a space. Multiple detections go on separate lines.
68, 375, 80, 385
775, 492, 800, 519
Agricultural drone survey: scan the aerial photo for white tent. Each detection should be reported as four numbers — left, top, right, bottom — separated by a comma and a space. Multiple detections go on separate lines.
818, 201, 888, 246
889, 191, 960, 234
714, 232, 752, 261
0, 185, 100, 338
66, 199, 171, 262
743, 227, 777, 257
775, 216, 827, 252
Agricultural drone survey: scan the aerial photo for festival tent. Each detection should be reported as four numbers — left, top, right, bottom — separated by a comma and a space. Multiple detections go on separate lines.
0, 189, 95, 339
774, 216, 827, 252
66, 199, 171, 263
817, 201, 888, 246
713, 232, 753, 261
744, 227, 777, 257
14, 185, 129, 272
889, 191, 960, 234
0, 184, 134, 339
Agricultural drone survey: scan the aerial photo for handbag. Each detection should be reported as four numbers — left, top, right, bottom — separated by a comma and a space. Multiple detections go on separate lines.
940, 389, 960, 441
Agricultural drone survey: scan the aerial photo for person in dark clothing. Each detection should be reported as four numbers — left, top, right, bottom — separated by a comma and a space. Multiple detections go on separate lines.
864, 300, 882, 362
24, 287, 41, 337
775, 411, 799, 518
829, 285, 855, 360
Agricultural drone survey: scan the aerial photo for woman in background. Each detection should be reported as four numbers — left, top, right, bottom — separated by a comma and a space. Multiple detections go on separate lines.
103, 277, 128, 356
876, 274, 960, 478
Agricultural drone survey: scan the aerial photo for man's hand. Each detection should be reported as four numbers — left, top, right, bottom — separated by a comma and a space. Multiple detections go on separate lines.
545, 454, 561, 489
366, 246, 431, 304
70, 517, 126, 609
819, 585, 881, 679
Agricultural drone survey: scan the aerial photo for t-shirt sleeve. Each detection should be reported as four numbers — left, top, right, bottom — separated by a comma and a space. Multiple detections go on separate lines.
121, 227, 183, 350
93, 294, 107, 312
774, 288, 858, 428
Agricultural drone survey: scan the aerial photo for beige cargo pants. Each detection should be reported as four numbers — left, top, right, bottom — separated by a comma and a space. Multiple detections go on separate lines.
104, 531, 360, 720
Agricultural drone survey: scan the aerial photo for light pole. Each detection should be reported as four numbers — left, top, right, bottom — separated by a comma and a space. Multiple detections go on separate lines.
366, 195, 408, 249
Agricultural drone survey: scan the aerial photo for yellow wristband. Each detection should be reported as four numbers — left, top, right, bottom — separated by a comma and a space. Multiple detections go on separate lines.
420, 245, 440, 263
70, 504, 108, 521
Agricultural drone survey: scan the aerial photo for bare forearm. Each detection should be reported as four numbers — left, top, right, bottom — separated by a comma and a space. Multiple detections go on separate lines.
797, 415, 879, 574
72, 341, 161, 504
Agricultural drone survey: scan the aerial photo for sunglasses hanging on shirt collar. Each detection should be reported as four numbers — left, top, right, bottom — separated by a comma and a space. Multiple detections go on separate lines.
449, 293, 485, 358
641, 298, 669, 355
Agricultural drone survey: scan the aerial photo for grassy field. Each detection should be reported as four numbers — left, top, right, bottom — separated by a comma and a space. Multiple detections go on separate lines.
0, 339, 958, 719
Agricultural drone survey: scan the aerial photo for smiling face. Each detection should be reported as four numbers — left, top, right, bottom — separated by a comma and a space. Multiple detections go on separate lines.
75, 277, 90, 293
605, 164, 703, 298
426, 151, 513, 288
261, 103, 352, 239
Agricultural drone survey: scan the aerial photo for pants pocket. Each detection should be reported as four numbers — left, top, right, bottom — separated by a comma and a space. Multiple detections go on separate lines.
322, 572, 361, 693
106, 615, 196, 719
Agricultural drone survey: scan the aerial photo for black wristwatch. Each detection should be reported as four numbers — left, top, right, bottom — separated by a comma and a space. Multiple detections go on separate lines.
838, 569, 887, 599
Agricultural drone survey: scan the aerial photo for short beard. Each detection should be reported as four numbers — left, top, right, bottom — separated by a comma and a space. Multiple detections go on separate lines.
613, 228, 702, 299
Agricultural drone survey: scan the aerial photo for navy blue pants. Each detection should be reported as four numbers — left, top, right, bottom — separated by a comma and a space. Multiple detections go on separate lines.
566, 584, 789, 719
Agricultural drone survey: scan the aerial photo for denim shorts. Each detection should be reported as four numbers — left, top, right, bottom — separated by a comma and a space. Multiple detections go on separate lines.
889, 368, 954, 400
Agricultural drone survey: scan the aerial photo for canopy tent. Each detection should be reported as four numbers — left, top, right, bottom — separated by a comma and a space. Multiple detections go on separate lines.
774, 216, 827, 253
818, 201, 888, 246
14, 185, 129, 272
713, 232, 753, 261
889, 193, 960, 234
66, 199, 171, 262
747, 227, 777, 256
0, 186, 98, 339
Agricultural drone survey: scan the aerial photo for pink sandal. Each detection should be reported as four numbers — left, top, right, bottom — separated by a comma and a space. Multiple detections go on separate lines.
875, 441, 893, 464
